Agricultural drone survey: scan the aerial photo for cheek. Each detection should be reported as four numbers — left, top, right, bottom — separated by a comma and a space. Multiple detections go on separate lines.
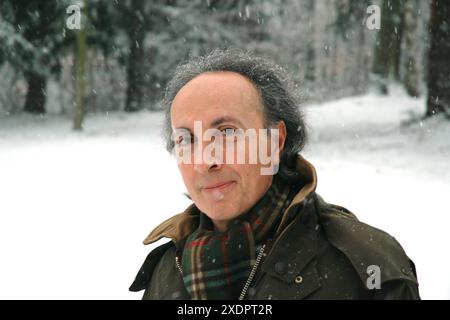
178, 164, 196, 191
238, 164, 273, 196
232, 164, 257, 192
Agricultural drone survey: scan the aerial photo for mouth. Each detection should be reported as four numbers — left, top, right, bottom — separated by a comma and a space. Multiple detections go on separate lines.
202, 181, 236, 193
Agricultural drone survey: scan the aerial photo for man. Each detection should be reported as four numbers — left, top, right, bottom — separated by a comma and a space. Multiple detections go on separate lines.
130, 49, 420, 300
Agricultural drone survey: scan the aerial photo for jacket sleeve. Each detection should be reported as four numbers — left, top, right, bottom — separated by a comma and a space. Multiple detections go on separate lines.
372, 280, 421, 300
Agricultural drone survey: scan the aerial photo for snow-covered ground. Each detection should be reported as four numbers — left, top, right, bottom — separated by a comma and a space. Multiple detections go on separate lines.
0, 88, 449, 299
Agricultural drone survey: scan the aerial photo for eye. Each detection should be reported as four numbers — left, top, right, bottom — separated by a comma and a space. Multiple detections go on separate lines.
220, 127, 237, 136
175, 133, 194, 146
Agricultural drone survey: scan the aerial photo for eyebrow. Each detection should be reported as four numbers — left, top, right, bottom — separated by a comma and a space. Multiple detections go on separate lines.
174, 116, 246, 132
209, 116, 245, 129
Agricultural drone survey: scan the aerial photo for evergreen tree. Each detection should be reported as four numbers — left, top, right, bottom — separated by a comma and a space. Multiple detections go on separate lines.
0, 1, 69, 114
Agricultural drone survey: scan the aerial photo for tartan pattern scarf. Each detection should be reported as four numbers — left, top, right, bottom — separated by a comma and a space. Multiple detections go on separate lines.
181, 175, 297, 300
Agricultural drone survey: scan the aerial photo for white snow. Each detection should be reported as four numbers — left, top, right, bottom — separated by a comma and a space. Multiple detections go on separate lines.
0, 87, 449, 299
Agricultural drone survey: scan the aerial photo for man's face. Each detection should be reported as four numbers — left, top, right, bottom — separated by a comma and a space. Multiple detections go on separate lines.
170, 71, 286, 232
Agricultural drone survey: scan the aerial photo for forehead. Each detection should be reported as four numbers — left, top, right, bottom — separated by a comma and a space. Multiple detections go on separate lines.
171, 71, 264, 129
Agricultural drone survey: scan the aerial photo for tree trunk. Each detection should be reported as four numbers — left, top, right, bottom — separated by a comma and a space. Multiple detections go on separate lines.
372, 0, 405, 93
353, 0, 370, 93
426, 0, 450, 117
125, 0, 146, 112
403, 0, 420, 97
23, 72, 46, 114
391, 3, 404, 81
304, 0, 316, 84
73, 1, 87, 130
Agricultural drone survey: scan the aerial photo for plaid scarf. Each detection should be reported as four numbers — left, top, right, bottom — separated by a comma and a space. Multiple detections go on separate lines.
181, 175, 297, 300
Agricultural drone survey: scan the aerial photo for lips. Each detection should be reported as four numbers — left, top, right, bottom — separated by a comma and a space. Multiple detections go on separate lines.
202, 181, 235, 191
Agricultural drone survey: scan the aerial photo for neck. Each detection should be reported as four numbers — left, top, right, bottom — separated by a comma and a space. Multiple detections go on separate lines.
212, 220, 229, 232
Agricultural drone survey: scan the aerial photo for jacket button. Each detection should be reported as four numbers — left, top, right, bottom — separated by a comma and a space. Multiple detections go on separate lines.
275, 262, 286, 275
295, 275, 303, 284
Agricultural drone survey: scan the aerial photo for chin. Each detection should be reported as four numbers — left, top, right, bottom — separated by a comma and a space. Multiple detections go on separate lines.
202, 205, 241, 221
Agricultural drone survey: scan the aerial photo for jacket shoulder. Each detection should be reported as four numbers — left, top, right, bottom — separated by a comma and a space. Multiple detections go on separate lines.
129, 241, 174, 292
315, 194, 418, 287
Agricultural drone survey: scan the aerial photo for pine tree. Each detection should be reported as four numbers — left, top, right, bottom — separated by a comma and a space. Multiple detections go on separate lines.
0, 1, 69, 114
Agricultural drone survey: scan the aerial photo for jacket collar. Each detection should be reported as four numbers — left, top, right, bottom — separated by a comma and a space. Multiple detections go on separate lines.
142, 154, 318, 246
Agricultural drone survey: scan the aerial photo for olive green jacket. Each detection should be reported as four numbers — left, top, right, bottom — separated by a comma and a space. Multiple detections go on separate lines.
130, 156, 420, 300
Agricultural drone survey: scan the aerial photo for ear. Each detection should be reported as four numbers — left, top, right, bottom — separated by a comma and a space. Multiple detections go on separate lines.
261, 121, 287, 176
277, 121, 287, 154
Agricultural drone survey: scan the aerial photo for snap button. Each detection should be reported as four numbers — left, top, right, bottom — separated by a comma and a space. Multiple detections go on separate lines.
295, 275, 303, 284
275, 262, 286, 275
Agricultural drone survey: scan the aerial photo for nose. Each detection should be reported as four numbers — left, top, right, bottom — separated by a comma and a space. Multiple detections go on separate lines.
194, 162, 220, 173
193, 141, 223, 173
193, 155, 222, 173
